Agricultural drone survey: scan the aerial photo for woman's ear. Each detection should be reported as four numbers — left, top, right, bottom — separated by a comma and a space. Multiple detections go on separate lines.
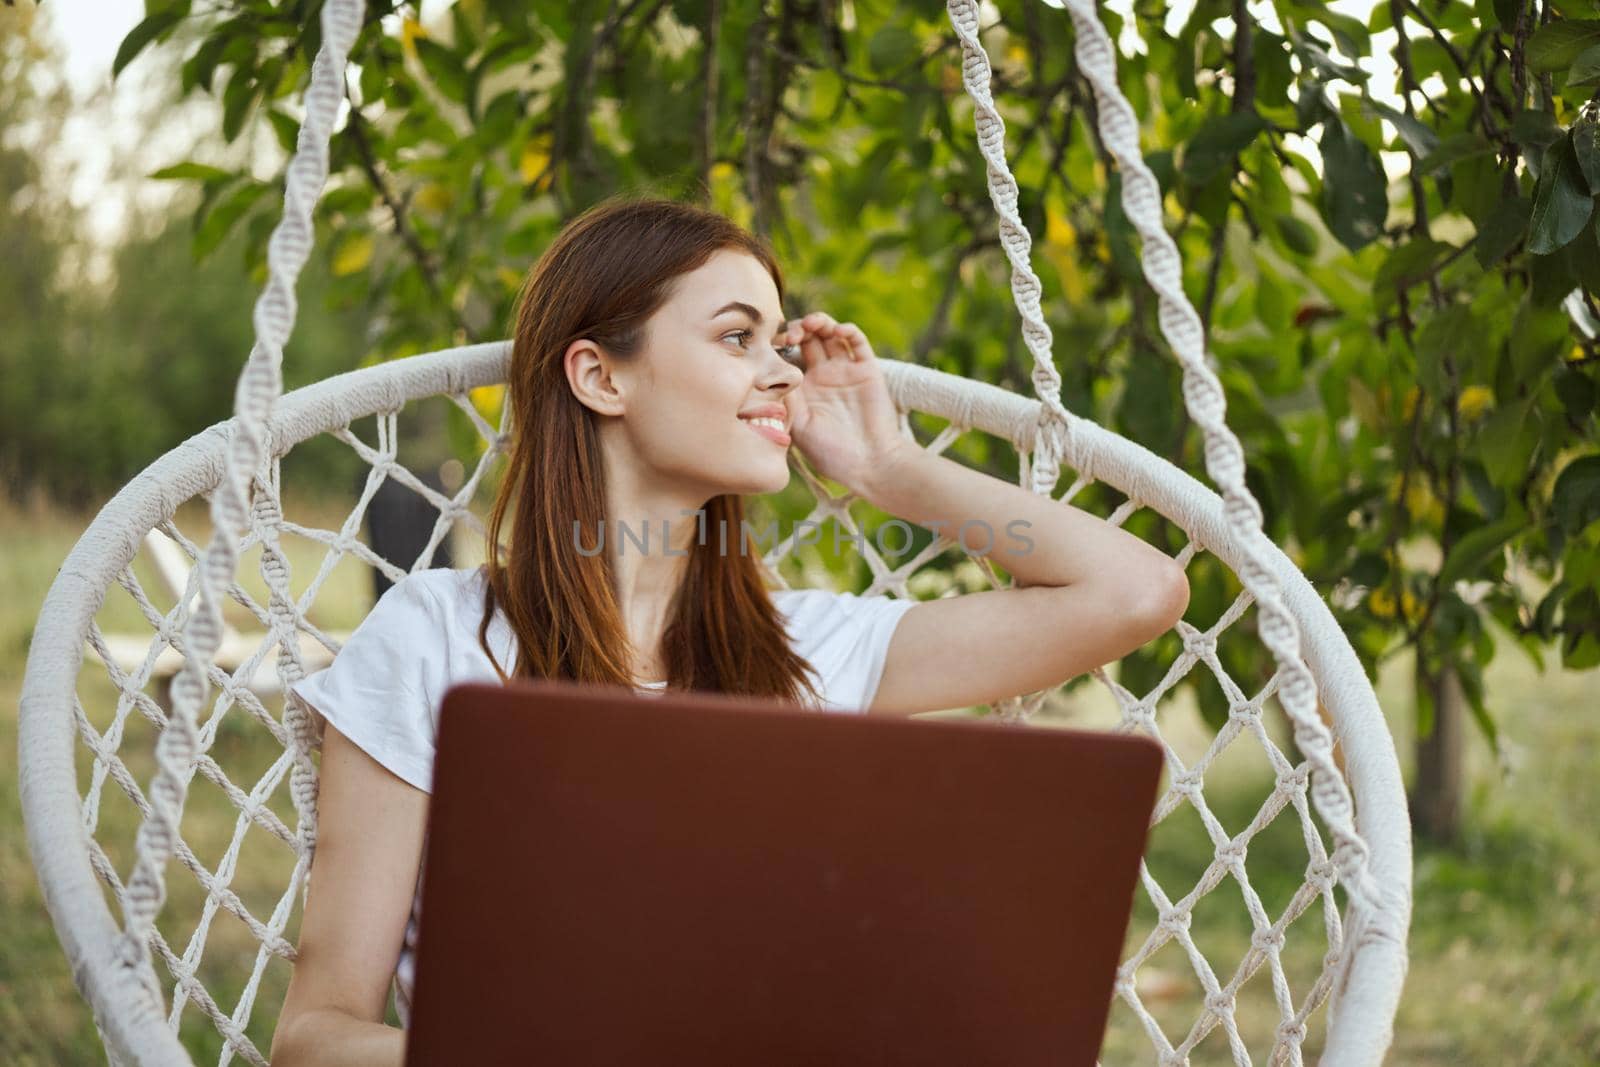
564, 338, 627, 417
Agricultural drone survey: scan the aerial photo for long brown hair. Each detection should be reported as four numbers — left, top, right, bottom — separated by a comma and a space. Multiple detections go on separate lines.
477, 195, 821, 705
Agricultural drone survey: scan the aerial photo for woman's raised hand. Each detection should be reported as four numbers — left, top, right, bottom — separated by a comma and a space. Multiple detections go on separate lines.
781, 311, 909, 494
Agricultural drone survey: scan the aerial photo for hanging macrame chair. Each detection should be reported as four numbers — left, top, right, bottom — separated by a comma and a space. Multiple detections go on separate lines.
18, 0, 1411, 1063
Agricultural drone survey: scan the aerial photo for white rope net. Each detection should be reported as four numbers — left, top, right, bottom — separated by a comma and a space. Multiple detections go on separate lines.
39, 0, 1405, 1062
69, 366, 1361, 1064
75, 387, 512, 1065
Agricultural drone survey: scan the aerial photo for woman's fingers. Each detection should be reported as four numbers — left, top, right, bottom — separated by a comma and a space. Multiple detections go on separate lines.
834, 322, 865, 361
786, 312, 868, 363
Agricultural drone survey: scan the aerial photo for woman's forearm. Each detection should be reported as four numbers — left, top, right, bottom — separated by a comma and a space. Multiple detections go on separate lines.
855, 442, 1183, 594
271, 1009, 406, 1067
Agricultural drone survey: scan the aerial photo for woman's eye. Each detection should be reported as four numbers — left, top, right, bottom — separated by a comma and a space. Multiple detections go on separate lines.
723, 330, 753, 349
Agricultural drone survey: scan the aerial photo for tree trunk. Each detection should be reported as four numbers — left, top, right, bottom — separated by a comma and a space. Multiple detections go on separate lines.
1412, 661, 1463, 842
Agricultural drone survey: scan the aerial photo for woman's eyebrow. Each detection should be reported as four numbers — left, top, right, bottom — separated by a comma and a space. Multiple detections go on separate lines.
710, 301, 788, 340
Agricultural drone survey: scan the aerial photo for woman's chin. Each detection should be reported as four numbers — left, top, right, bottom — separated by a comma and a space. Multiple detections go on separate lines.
716, 462, 792, 498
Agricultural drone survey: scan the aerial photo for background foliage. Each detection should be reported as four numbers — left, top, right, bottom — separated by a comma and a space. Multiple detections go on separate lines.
9, 0, 1600, 827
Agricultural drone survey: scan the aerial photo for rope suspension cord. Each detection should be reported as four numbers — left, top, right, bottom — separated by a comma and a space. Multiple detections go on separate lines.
115, 0, 368, 1024
943, 0, 1404, 1044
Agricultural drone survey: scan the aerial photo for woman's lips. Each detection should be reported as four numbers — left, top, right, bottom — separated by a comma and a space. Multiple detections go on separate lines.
743, 420, 792, 447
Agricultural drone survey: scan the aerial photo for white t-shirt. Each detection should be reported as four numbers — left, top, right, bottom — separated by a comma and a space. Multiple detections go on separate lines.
286, 565, 914, 1027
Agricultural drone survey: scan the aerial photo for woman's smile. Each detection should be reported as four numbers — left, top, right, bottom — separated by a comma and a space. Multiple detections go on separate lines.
743, 419, 791, 446
738, 403, 792, 447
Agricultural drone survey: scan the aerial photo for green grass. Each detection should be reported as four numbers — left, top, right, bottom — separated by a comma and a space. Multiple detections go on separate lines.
3, 496, 1597, 1064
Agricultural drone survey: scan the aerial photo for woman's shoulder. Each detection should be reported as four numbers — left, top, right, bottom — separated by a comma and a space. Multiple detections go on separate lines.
357, 567, 480, 633
390, 565, 488, 610
369, 567, 509, 667
768, 585, 916, 652
768, 585, 916, 712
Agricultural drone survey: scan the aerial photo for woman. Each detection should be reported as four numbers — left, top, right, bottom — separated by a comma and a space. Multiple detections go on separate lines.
270, 196, 1188, 1065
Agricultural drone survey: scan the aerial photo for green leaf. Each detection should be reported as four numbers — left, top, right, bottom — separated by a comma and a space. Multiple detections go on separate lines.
149, 161, 233, 182
1451, 152, 1506, 219
1319, 118, 1387, 251
1439, 513, 1524, 586
266, 110, 299, 155
1180, 110, 1268, 185
1478, 399, 1539, 484
476, 33, 542, 76
192, 181, 271, 261
414, 39, 469, 103
1510, 296, 1574, 380
1255, 270, 1291, 332
1416, 132, 1494, 176
1312, 9, 1371, 60
1527, 137, 1594, 254
1528, 19, 1600, 75
1552, 454, 1600, 533
1557, 366, 1598, 419
1568, 41, 1600, 85
1477, 0, 1521, 28
1365, 98, 1438, 159
1473, 197, 1533, 267
1511, 109, 1565, 169
180, 30, 231, 96
1575, 116, 1600, 190
1373, 238, 1453, 311
1564, 629, 1600, 670
1415, 303, 1477, 399
1275, 214, 1319, 256
113, 8, 185, 79
867, 25, 919, 73
221, 67, 261, 143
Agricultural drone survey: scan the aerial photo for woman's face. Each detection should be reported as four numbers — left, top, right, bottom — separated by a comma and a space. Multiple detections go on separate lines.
590, 249, 804, 500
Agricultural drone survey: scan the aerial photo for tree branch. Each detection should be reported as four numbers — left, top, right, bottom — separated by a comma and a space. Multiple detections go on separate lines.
341, 96, 477, 338
697, 0, 721, 195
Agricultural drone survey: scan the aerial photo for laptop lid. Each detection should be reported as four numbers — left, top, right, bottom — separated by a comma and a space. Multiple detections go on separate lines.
405, 679, 1162, 1066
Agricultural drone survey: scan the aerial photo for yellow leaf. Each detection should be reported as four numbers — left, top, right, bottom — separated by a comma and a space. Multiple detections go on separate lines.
1405, 480, 1443, 525
496, 266, 524, 293
1348, 378, 1382, 430
1006, 43, 1028, 66
1456, 385, 1494, 421
1045, 206, 1075, 249
519, 141, 552, 189
415, 182, 453, 214
710, 161, 737, 185
1367, 587, 1396, 619
470, 384, 506, 423
1040, 206, 1084, 299
1045, 246, 1086, 303
1401, 385, 1420, 421
331, 233, 374, 277
1569, 343, 1587, 363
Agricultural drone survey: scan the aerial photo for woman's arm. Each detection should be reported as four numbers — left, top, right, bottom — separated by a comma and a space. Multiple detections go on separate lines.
270, 723, 428, 1067
782, 311, 1189, 715
860, 442, 1189, 714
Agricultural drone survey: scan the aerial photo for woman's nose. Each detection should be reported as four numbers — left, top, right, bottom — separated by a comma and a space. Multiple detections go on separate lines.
763, 344, 804, 392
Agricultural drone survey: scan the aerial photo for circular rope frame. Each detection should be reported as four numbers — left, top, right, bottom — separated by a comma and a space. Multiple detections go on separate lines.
21, 348, 1411, 1065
